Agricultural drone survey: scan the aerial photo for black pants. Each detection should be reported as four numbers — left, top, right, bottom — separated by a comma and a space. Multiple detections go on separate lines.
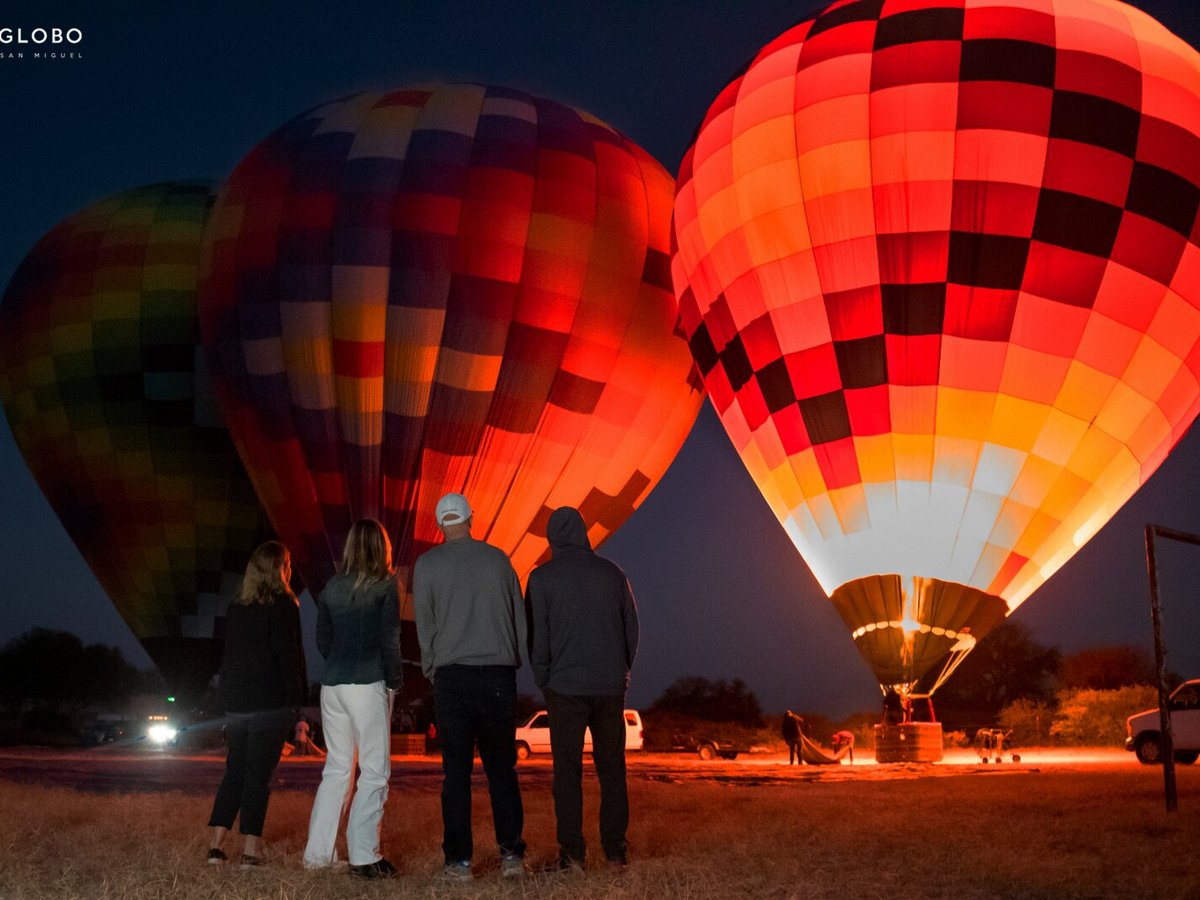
788, 739, 801, 765
545, 689, 629, 862
434, 665, 525, 863
207, 708, 293, 836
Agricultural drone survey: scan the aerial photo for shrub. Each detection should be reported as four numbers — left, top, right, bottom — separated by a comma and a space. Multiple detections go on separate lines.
998, 698, 1055, 747
1049, 685, 1157, 746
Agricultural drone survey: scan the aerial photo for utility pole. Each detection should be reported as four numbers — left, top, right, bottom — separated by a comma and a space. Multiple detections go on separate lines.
1144, 524, 1200, 813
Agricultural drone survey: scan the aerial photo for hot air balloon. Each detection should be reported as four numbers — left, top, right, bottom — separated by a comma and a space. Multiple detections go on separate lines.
672, 0, 1200, 703
199, 83, 703, 668
0, 182, 273, 696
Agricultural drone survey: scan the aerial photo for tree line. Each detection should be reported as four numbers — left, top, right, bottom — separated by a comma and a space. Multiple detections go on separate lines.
0, 629, 153, 708
0, 623, 1169, 748
0, 629, 158, 740
927, 620, 1164, 744
644, 622, 1166, 747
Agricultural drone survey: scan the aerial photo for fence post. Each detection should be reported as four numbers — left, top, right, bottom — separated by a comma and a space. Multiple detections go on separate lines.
1144, 525, 1176, 812
1144, 523, 1200, 810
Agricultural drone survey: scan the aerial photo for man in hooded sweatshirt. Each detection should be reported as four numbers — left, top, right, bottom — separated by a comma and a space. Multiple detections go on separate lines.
527, 506, 639, 870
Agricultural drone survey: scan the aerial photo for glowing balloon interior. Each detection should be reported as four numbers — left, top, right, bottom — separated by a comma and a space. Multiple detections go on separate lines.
0, 183, 272, 693
672, 0, 1200, 693
200, 84, 703, 623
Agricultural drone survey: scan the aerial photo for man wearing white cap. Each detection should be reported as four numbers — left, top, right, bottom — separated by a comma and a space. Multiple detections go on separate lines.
412, 492, 528, 880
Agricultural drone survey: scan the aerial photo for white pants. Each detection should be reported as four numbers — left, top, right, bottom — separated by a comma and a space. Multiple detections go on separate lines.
303, 682, 394, 866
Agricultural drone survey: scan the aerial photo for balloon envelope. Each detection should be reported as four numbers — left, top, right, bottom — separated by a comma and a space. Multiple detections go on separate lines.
0, 183, 272, 693
672, 0, 1200, 691
200, 84, 702, 626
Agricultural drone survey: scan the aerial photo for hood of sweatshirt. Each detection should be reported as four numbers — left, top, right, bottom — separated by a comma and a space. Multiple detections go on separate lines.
547, 506, 592, 556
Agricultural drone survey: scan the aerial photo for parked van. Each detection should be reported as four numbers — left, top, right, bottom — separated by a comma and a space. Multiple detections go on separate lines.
514, 709, 643, 760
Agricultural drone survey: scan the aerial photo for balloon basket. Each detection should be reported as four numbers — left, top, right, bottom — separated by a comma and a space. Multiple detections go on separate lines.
874, 722, 943, 763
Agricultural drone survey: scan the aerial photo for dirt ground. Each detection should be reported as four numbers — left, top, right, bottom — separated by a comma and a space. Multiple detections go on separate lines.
0, 746, 1197, 898
0, 743, 1156, 792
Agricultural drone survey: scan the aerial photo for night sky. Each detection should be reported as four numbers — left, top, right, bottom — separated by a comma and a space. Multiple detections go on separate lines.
3, 0, 1200, 718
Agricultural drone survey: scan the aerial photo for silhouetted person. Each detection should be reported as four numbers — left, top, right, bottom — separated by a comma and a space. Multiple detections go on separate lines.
293, 715, 321, 757
206, 541, 306, 868
781, 710, 804, 765
831, 730, 855, 763
883, 688, 905, 725
414, 492, 528, 881
303, 519, 403, 879
528, 506, 639, 870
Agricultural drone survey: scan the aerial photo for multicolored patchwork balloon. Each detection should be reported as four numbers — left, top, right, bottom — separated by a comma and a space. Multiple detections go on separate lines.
0, 182, 272, 693
200, 84, 702, 620
672, 0, 1200, 694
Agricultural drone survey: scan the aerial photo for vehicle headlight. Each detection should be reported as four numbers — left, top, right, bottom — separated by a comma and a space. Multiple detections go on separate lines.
148, 724, 177, 744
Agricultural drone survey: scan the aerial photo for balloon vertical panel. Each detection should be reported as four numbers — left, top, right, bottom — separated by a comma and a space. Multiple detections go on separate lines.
0, 183, 272, 692
200, 84, 703, 604
673, 0, 1200, 690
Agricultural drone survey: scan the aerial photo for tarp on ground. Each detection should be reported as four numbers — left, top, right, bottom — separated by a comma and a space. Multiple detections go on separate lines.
800, 733, 852, 765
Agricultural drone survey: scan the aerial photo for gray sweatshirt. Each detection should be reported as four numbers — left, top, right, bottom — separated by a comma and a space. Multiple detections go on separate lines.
412, 536, 526, 681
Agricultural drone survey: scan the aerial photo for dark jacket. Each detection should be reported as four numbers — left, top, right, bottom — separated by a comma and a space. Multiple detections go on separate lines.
218, 592, 307, 714
316, 573, 403, 690
781, 713, 802, 743
528, 507, 639, 696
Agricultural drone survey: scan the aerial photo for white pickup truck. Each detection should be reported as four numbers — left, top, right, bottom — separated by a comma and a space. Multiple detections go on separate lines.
514, 709, 643, 760
1125, 679, 1200, 765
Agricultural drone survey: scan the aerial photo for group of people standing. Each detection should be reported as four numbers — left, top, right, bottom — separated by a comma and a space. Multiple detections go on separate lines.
205, 492, 639, 881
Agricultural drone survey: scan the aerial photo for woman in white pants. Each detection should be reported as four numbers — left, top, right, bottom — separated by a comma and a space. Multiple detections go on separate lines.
303, 519, 404, 878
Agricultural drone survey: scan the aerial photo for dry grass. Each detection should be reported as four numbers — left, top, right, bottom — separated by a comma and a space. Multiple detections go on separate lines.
2, 763, 1200, 899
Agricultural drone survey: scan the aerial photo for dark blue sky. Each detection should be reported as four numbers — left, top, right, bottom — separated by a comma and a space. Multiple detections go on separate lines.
3, 1, 1200, 717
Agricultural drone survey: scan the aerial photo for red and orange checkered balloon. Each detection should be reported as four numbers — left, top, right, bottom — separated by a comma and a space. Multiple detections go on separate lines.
673, 0, 1200, 693
200, 84, 703, 628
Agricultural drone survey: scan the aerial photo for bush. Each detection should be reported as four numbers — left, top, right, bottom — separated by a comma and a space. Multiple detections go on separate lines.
1049, 685, 1157, 746
9, 707, 80, 747
998, 698, 1055, 747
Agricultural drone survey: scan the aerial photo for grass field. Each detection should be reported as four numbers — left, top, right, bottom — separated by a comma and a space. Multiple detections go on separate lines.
2, 757, 1199, 899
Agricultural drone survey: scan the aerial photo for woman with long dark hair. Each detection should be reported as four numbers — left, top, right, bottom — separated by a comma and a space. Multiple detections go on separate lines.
207, 541, 306, 867
303, 519, 403, 878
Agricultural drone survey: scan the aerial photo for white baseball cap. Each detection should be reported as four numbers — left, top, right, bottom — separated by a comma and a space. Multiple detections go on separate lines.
435, 492, 472, 528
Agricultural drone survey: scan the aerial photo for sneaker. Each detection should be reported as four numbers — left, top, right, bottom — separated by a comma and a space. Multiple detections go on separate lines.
500, 853, 528, 878
239, 855, 265, 870
441, 860, 473, 881
350, 857, 397, 879
206, 848, 227, 865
